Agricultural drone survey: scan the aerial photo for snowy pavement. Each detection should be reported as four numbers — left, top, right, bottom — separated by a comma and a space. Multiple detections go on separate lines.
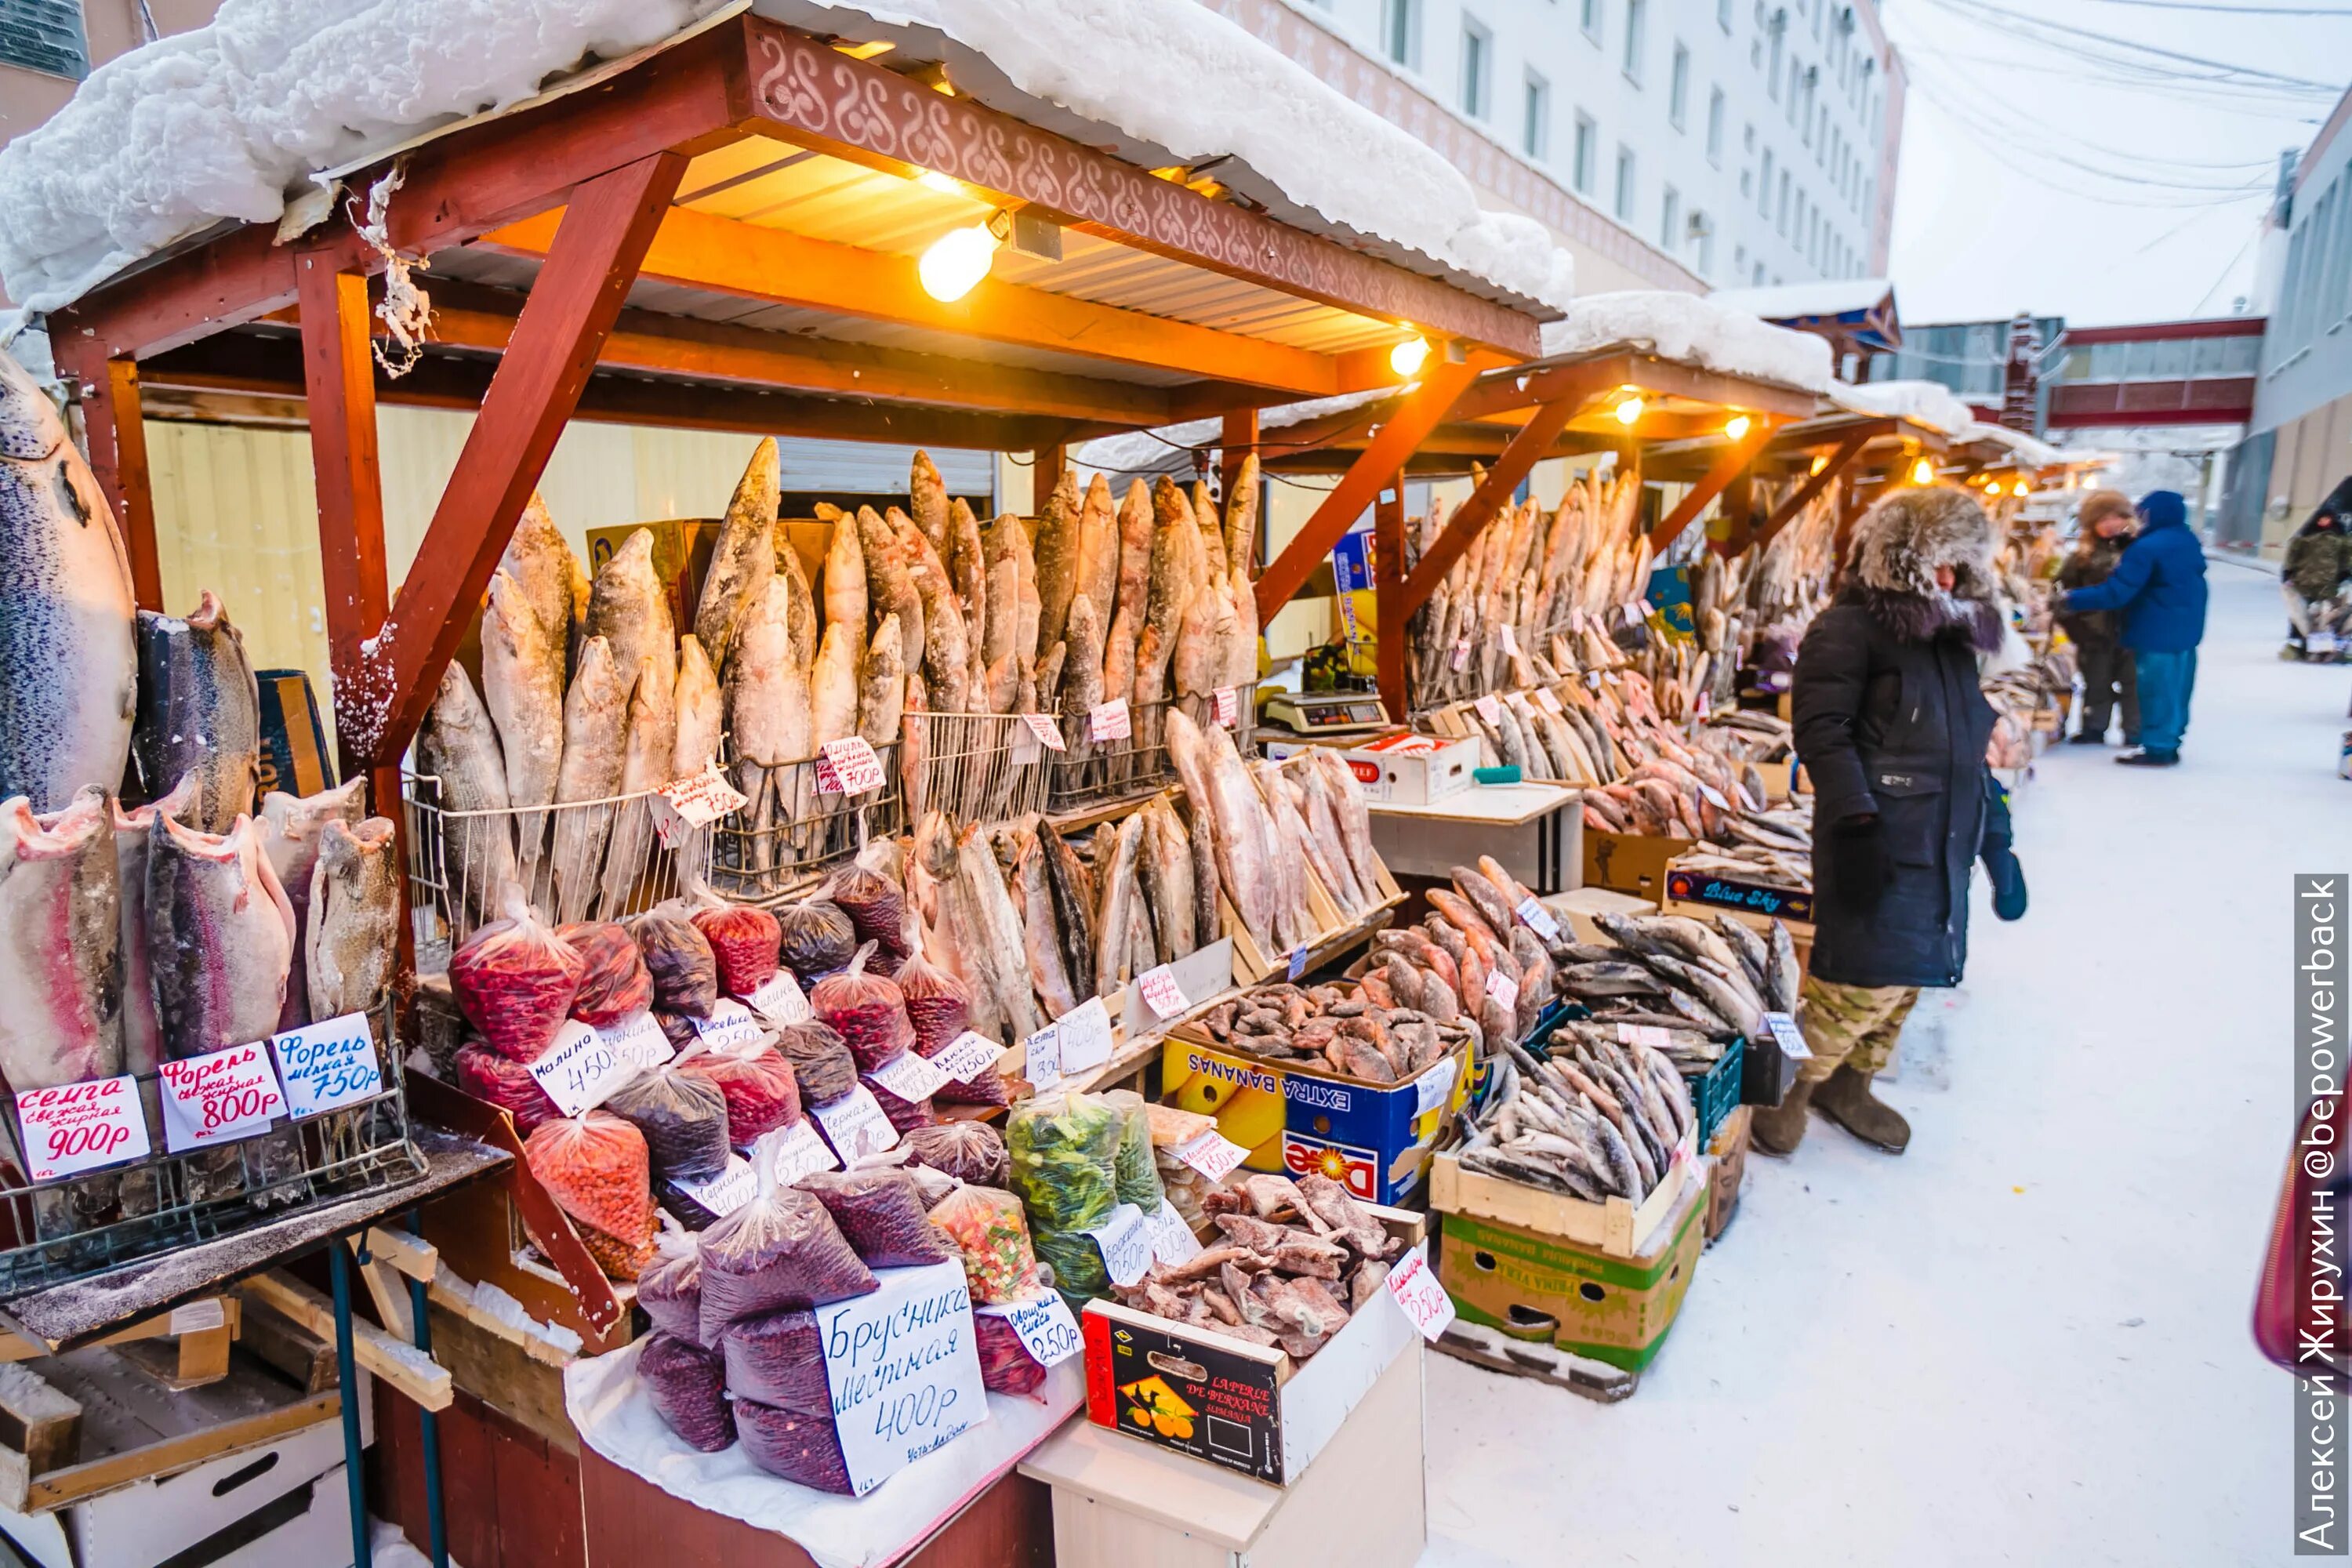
1422, 563, 2343, 1567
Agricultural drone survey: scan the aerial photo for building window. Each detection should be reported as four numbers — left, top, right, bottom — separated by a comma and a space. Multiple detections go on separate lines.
1734, 242, 1748, 275
1623, 0, 1646, 81
1777, 169, 1791, 233
1573, 113, 1598, 191
1759, 148, 1774, 215
1767, 12, 1784, 95
1755, 261, 1769, 284
1461, 18, 1491, 118
1615, 145, 1637, 220
1719, 0, 1734, 29
0, 0, 89, 78
1669, 44, 1690, 126
1381, 0, 1418, 66
1523, 70, 1552, 158
1707, 89, 1726, 164
1661, 185, 1681, 250
1694, 212, 1715, 276
1581, 0, 1603, 42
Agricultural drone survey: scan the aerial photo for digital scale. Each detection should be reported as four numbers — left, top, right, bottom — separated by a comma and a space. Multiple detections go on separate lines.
1260, 690, 1392, 735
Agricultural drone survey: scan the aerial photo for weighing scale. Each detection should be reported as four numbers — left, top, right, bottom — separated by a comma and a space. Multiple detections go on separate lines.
1260, 690, 1392, 736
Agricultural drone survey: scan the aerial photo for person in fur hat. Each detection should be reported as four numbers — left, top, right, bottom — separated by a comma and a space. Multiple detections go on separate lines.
1755, 486, 2026, 1157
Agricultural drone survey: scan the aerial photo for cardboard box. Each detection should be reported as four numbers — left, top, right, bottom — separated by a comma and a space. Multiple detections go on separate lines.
1704, 1105, 1751, 1244
1541, 886, 1657, 946
1751, 760, 1809, 801
1429, 1130, 1694, 1260
1438, 1180, 1704, 1373
1261, 732, 1479, 806
1661, 863, 1816, 925
1581, 829, 1695, 899
1080, 1217, 1425, 1485
1160, 1033, 1468, 1205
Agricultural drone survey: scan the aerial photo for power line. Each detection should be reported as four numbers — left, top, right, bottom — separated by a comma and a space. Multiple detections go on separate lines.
1926, 0, 2347, 90
2071, 0, 2352, 16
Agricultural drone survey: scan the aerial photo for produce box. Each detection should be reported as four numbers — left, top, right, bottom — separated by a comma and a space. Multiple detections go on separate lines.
1159, 1033, 1468, 1206
1683, 1036, 1746, 1150
1661, 863, 1816, 925
1582, 829, 1694, 900
1437, 1179, 1704, 1372
1080, 1214, 1425, 1485
1428, 1127, 1694, 1261
1704, 1105, 1751, 1244
1261, 732, 1479, 805
1751, 760, 1809, 801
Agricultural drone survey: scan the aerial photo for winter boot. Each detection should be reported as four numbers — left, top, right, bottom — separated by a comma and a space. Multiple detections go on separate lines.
1750, 1077, 1818, 1156
1813, 1064, 1911, 1153
2066, 730, 2104, 745
2115, 748, 2180, 768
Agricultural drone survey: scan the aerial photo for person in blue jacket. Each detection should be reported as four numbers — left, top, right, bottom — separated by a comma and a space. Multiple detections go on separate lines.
2056, 489, 2209, 767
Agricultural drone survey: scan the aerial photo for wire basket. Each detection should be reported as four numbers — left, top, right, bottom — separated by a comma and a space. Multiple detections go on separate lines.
403, 775, 710, 962
1046, 685, 1256, 815
905, 712, 1051, 825
0, 1004, 423, 1294
707, 740, 903, 905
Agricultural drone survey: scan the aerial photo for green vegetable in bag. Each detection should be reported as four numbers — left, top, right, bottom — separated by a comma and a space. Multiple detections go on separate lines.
1004, 1091, 1121, 1233
1101, 1090, 1163, 1211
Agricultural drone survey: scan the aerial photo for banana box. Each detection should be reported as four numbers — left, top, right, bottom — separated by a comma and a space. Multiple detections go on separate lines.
1159, 1030, 1470, 1205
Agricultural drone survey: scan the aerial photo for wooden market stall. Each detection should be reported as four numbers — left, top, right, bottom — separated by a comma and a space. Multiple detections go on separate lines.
38, 13, 1553, 1567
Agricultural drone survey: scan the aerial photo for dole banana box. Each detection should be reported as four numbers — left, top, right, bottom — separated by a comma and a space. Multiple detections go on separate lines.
1159, 1029, 1470, 1205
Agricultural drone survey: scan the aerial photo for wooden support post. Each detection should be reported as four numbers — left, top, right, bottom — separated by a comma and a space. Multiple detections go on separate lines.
370, 151, 686, 768
1713, 470, 1756, 556
1649, 423, 1772, 552
1033, 443, 1067, 512
1220, 409, 1259, 537
57, 352, 164, 609
1373, 482, 1408, 720
1398, 387, 1595, 619
1749, 433, 1868, 554
1256, 356, 1485, 622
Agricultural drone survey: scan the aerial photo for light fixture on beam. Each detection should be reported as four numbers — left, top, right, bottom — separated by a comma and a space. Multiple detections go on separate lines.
915, 169, 963, 195
1390, 336, 1432, 376
919, 221, 1000, 302
1911, 456, 1936, 485
1613, 397, 1644, 426
1724, 414, 1752, 441
1809, 455, 1828, 476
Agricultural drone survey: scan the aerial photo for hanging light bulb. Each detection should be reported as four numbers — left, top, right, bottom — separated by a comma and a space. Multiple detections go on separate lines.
2013, 479, 2031, 497
915, 169, 964, 195
1390, 336, 1432, 376
1724, 414, 1752, 441
917, 223, 999, 302
1614, 397, 1644, 426
1809, 454, 1828, 476
1911, 456, 1936, 485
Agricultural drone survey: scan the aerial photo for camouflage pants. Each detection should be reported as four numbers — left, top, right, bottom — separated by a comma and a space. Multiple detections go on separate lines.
1794, 975, 1920, 1087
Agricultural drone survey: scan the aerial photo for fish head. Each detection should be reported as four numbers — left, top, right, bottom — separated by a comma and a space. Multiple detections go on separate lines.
7, 791, 107, 858
0, 346, 64, 462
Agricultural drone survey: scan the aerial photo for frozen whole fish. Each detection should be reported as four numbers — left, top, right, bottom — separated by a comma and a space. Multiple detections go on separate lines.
1141, 800, 1197, 961
115, 774, 196, 1077
550, 636, 629, 925
600, 655, 676, 917
499, 492, 586, 670
692, 437, 779, 673
956, 822, 1043, 1042
858, 612, 907, 749
906, 528, 972, 712
1174, 580, 1236, 700
809, 620, 862, 750
1038, 822, 1097, 1006
728, 573, 804, 784
586, 531, 675, 768
1, 789, 122, 1090
1226, 561, 1260, 691
948, 496, 988, 701
1192, 481, 1229, 579
418, 662, 515, 922
480, 569, 564, 871
819, 503, 868, 636
1186, 801, 1221, 946
307, 817, 400, 1022
1102, 479, 1154, 706
149, 811, 294, 1056
1223, 453, 1261, 572
132, 591, 260, 835
260, 775, 366, 1031
1167, 707, 1275, 944
1033, 470, 1083, 665
1094, 813, 1145, 996
1011, 829, 1079, 1019
1059, 594, 1106, 765
1132, 478, 1196, 716
672, 633, 724, 782
863, 508, 925, 680
1073, 474, 1120, 635
980, 517, 1023, 713
0, 347, 137, 815
910, 450, 951, 558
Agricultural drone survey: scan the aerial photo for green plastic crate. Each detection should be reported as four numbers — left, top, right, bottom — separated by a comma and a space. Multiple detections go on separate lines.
1682, 1036, 1744, 1149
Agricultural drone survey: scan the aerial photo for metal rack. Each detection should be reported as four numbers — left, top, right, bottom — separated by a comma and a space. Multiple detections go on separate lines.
707, 739, 902, 905
1046, 686, 1258, 814
906, 711, 1051, 825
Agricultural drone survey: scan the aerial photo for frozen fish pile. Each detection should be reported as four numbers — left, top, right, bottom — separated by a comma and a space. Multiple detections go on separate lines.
1461, 1033, 1695, 1205
1192, 978, 1476, 1083
1548, 910, 1801, 1046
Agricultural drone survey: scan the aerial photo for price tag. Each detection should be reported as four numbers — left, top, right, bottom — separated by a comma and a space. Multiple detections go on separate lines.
1451, 637, 1471, 671
1413, 1054, 1460, 1118
745, 970, 811, 1026
1023, 1024, 1063, 1093
1473, 694, 1503, 724
1762, 1011, 1813, 1060
1534, 687, 1564, 713
1697, 782, 1730, 811
1513, 895, 1560, 941
688, 999, 766, 1054
157, 1044, 286, 1153
1136, 965, 1189, 1019
1484, 968, 1519, 1014
1695, 690, 1711, 719
529, 1021, 637, 1117
1086, 1203, 1153, 1288
815, 1261, 983, 1496
1172, 1126, 1252, 1181
819, 736, 886, 793
1213, 687, 1240, 728
867, 1049, 952, 1102
1287, 944, 1311, 982
1586, 670, 1603, 690
976, 1294, 1083, 1367
928, 1030, 1004, 1083
269, 1012, 384, 1120
809, 1085, 900, 1163
1089, 699, 1132, 742
1385, 1246, 1457, 1342
14, 1076, 150, 1182
674, 1153, 759, 1219
1055, 997, 1115, 1074
768, 1119, 841, 1182
1623, 601, 1648, 627
1146, 1199, 1202, 1267
1020, 713, 1067, 751
169, 1299, 227, 1335
1499, 624, 1520, 656
595, 1010, 675, 1073
655, 762, 750, 829
1616, 1022, 1674, 1051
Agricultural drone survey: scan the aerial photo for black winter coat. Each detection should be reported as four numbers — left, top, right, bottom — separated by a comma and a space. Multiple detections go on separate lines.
1794, 587, 2005, 989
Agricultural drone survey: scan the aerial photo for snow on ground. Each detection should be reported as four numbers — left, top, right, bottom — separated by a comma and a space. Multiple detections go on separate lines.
1424, 562, 2334, 1567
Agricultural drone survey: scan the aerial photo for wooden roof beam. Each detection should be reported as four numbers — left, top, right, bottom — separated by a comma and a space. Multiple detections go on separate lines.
1399, 384, 1605, 620
1749, 432, 1869, 553
1649, 421, 1777, 553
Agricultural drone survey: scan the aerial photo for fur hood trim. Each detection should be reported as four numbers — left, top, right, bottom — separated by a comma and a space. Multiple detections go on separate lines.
1842, 487, 2004, 650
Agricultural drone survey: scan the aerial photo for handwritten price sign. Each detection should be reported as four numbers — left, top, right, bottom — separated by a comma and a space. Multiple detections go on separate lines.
270, 1011, 384, 1120
157, 1044, 286, 1153
977, 1294, 1082, 1367
530, 1020, 638, 1118
1385, 1247, 1457, 1342
1089, 699, 1132, 743
1212, 687, 1239, 728
15, 1076, 150, 1182
1020, 713, 1066, 752
819, 736, 887, 794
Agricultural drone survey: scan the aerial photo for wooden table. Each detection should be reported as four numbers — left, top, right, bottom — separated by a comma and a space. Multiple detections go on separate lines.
1368, 782, 1582, 894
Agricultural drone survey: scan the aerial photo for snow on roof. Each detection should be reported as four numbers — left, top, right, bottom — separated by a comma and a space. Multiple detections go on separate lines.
1957, 420, 2067, 471
1827, 378, 1976, 437
0, 0, 1577, 321
1070, 387, 1396, 476
1708, 278, 1895, 322
1537, 290, 1833, 394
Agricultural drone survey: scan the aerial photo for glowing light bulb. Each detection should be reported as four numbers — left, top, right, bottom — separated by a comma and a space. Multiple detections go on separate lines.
1809, 455, 1828, 476
1724, 415, 1752, 441
917, 223, 998, 303
1614, 397, 1644, 426
915, 169, 963, 195
2013, 479, 2031, 496
1911, 457, 1936, 485
1390, 336, 1432, 376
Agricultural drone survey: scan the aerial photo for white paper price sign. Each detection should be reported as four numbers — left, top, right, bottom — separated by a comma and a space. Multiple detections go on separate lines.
1212, 687, 1239, 728
157, 1044, 286, 1152
1172, 1126, 1251, 1181
1146, 1199, 1202, 1267
1055, 997, 1115, 1074
652, 763, 749, 846
674, 1153, 759, 1219
868, 1049, 952, 1102
1385, 1246, 1456, 1342
1534, 687, 1564, 713
1513, 895, 1560, 941
1136, 964, 1189, 1019
1451, 637, 1471, 671
529, 1021, 637, 1118
1617, 1022, 1673, 1051
818, 736, 887, 794
927, 1030, 1004, 1083
1473, 694, 1503, 724
1087, 1203, 1153, 1288
14, 1076, 150, 1182
745, 970, 810, 1026
768, 1119, 841, 1183
977, 1294, 1082, 1367
269, 1011, 383, 1120
815, 1260, 985, 1497
1762, 1011, 1813, 1060
596, 1010, 676, 1073
1586, 670, 1604, 690
1088, 699, 1132, 742
1020, 713, 1066, 751
1623, 601, 1648, 627
1485, 968, 1519, 1014
810, 1085, 899, 1163
688, 998, 767, 1054
1413, 1054, 1459, 1119
1022, 1024, 1063, 1093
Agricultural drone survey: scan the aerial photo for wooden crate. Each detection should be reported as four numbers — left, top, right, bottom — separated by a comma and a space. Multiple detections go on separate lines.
1704, 1105, 1752, 1244
1429, 1131, 1695, 1261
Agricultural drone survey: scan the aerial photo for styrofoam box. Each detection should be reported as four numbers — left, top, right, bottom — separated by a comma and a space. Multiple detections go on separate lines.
1261, 735, 1480, 805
